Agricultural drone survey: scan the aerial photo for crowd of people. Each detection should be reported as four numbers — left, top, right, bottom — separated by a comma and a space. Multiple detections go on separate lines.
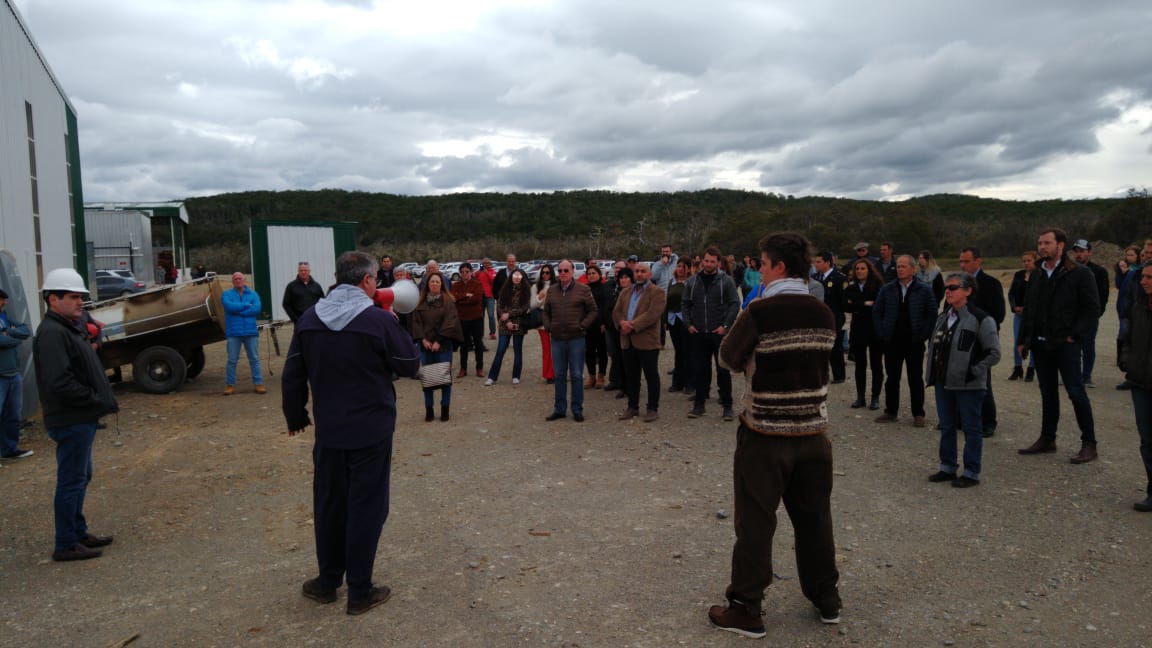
12, 226, 1151, 633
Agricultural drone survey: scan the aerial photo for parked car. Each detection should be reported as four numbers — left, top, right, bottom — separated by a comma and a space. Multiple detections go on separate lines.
95, 269, 138, 281
95, 275, 146, 300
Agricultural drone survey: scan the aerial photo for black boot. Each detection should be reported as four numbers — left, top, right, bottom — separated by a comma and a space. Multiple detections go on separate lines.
850, 393, 865, 408
1008, 366, 1023, 381
1024, 367, 1035, 382
425, 406, 435, 422
440, 405, 450, 422
869, 396, 881, 410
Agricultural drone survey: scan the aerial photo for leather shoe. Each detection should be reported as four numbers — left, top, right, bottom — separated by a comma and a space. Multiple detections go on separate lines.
850, 398, 865, 409
457, 368, 468, 379
79, 533, 114, 548
619, 408, 638, 421
913, 416, 927, 428
642, 409, 659, 422
302, 578, 338, 604
545, 412, 566, 422
982, 426, 996, 438
951, 476, 980, 488
573, 413, 584, 423
1134, 496, 1152, 512
1069, 441, 1098, 464
603, 383, 620, 391
831, 377, 845, 384
874, 413, 897, 423
869, 398, 881, 410
1018, 436, 1057, 455
52, 543, 102, 562
928, 471, 957, 483
615, 391, 627, 399
347, 585, 392, 615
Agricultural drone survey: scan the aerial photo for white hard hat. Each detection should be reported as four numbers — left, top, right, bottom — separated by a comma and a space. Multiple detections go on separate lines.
41, 268, 90, 294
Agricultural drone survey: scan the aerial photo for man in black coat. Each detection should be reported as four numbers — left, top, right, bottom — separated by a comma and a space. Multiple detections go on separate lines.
1071, 240, 1110, 387
1018, 228, 1100, 464
959, 247, 1006, 436
491, 253, 518, 299
283, 262, 325, 323
375, 255, 395, 289
813, 251, 848, 383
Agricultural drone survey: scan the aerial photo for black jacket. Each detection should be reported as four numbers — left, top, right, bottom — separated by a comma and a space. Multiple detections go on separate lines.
1085, 261, 1110, 316
972, 270, 1006, 328
33, 310, 118, 427
816, 268, 847, 328
1020, 259, 1100, 350
681, 271, 740, 333
282, 277, 325, 322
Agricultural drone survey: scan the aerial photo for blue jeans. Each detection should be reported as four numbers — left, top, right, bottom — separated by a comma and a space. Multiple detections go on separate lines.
0, 373, 23, 455
550, 337, 586, 415
484, 298, 497, 335
1034, 342, 1095, 443
1081, 317, 1100, 381
421, 344, 454, 407
47, 422, 97, 551
935, 388, 985, 480
1011, 314, 1034, 368
226, 335, 263, 386
1132, 388, 1152, 494
487, 334, 523, 382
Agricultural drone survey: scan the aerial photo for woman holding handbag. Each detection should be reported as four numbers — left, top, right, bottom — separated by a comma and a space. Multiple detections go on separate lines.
532, 264, 556, 383
410, 271, 463, 422
486, 268, 531, 386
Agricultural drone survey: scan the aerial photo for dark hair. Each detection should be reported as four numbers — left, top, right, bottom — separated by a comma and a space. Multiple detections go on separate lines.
615, 267, 634, 283
0, 288, 8, 300
335, 251, 378, 286
535, 264, 555, 291
851, 258, 882, 287
960, 246, 982, 259
758, 233, 811, 279
703, 245, 722, 260
419, 271, 454, 303
816, 250, 835, 264
585, 265, 602, 282
1041, 227, 1068, 245
499, 268, 531, 304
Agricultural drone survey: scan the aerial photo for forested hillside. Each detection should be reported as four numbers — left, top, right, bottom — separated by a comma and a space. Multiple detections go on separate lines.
185, 188, 1152, 269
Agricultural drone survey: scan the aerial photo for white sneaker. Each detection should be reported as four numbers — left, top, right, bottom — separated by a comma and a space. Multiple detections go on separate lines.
484, 378, 494, 386
512, 378, 520, 385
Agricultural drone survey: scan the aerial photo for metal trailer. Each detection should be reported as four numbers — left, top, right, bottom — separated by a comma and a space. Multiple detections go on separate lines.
87, 274, 231, 393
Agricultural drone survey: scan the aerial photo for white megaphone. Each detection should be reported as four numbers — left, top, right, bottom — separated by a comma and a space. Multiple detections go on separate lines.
373, 279, 419, 314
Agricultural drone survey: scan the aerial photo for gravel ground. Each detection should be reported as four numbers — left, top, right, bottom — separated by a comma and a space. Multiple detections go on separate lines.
2, 281, 1150, 647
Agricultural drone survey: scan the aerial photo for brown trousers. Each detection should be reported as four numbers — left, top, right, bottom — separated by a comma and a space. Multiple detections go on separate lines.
725, 426, 841, 614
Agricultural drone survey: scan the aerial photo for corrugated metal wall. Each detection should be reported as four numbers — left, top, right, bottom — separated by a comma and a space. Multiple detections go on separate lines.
83, 210, 153, 276
1, 0, 81, 330
266, 225, 336, 321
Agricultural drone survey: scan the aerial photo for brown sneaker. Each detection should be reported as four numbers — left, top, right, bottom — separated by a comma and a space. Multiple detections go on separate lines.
254, 385, 267, 394
347, 585, 392, 615
222, 385, 235, 396
619, 408, 639, 421
1069, 441, 1098, 464
708, 602, 765, 639
1018, 436, 1057, 455
642, 409, 659, 422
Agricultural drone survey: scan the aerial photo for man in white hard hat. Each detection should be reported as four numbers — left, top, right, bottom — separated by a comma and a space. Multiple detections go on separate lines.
33, 268, 118, 561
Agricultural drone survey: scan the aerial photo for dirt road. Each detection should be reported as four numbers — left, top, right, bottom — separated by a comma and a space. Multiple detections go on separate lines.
2, 299, 1150, 647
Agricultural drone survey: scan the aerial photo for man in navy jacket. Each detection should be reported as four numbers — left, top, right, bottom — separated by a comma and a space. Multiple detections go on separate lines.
282, 251, 420, 615
872, 255, 939, 427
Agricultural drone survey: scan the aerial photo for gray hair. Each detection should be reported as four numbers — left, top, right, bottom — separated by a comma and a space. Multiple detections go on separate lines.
335, 251, 378, 286
943, 271, 977, 292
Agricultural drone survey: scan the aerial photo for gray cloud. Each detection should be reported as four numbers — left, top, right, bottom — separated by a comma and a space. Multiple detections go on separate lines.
16, 0, 1152, 202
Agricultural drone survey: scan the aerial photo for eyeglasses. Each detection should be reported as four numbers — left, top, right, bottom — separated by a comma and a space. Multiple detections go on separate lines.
944, 285, 964, 291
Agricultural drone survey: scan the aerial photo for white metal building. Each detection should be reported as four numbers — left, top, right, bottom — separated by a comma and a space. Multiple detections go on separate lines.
1, 0, 88, 329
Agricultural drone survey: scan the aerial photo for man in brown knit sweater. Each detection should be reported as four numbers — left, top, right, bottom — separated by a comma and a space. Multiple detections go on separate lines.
708, 233, 842, 639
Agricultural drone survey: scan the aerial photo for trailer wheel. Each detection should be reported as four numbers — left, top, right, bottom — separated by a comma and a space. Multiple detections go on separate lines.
185, 347, 206, 379
133, 346, 187, 394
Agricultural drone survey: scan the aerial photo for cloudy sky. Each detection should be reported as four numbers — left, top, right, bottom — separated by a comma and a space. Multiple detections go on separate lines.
14, 0, 1152, 202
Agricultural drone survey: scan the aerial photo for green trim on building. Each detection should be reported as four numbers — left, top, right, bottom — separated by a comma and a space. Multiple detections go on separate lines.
249, 220, 358, 319
66, 106, 87, 282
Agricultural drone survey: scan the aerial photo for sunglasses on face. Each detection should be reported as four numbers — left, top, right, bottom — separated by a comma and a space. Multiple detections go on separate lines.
944, 285, 964, 291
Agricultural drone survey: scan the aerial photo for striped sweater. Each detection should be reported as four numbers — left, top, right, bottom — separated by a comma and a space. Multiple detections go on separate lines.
719, 293, 836, 436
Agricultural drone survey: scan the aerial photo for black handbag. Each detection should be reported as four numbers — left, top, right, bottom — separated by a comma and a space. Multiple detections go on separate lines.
521, 308, 543, 330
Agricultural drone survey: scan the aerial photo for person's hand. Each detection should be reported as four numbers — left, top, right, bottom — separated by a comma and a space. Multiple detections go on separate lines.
713, 326, 727, 335
1013, 306, 1023, 315
1119, 261, 1129, 273
688, 325, 698, 334
286, 426, 309, 437
1017, 345, 1027, 359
